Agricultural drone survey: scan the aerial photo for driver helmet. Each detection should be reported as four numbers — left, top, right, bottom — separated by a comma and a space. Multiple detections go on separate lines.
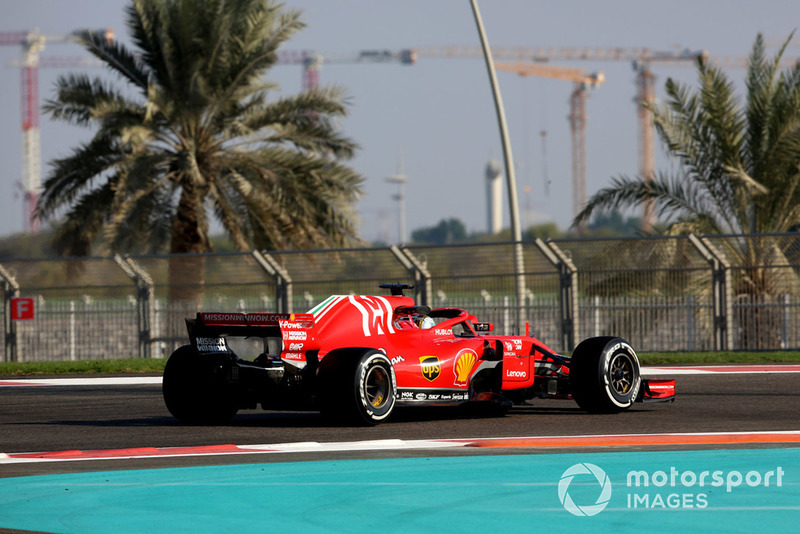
414, 315, 435, 329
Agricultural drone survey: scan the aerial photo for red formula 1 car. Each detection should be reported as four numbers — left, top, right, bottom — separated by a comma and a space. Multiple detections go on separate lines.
163, 284, 675, 425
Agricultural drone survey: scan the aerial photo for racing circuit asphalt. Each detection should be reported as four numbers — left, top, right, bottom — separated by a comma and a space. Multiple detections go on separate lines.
2, 371, 800, 478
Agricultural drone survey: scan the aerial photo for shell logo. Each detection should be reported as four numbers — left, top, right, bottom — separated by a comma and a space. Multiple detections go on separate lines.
453, 349, 477, 386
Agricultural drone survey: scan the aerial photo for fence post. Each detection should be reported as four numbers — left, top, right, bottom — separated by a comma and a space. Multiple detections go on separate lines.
534, 239, 578, 352
114, 255, 155, 359
252, 251, 293, 314
390, 246, 431, 306
688, 235, 732, 350
0, 264, 20, 363
687, 295, 696, 351
69, 300, 76, 361
782, 294, 790, 348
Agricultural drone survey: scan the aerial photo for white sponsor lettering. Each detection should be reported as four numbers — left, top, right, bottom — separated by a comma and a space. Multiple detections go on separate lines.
201, 314, 242, 323
391, 356, 405, 365
282, 352, 304, 360
434, 329, 450, 336
196, 337, 227, 352
283, 331, 307, 341
246, 313, 284, 324
289, 343, 304, 351
506, 370, 527, 378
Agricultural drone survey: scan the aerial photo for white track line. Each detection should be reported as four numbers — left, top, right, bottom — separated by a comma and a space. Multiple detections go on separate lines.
642, 365, 800, 375
3, 365, 800, 387
0, 376, 162, 387
4, 431, 800, 464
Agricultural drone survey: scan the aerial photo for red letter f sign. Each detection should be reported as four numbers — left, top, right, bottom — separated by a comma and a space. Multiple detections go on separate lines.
10, 297, 34, 321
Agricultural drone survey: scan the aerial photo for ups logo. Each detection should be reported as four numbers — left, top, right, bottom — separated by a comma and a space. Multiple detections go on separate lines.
419, 356, 441, 382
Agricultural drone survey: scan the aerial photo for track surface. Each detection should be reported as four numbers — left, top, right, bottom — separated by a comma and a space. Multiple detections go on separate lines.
2, 371, 799, 477
2, 370, 799, 532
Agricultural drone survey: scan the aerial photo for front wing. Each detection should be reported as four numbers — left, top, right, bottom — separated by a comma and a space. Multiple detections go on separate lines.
639, 378, 676, 402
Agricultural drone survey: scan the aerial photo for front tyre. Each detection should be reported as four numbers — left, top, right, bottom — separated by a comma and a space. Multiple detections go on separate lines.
570, 337, 641, 413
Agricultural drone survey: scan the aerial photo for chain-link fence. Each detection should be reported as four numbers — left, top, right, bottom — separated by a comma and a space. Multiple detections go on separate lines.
3, 233, 800, 362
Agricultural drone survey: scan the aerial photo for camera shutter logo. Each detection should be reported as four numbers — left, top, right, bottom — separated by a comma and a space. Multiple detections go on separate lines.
558, 463, 612, 516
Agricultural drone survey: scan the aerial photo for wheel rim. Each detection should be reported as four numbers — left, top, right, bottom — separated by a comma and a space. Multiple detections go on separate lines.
609, 352, 634, 395
364, 365, 390, 409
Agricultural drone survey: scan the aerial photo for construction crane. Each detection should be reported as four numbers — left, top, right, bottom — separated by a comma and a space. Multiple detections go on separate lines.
630, 49, 706, 231
277, 49, 416, 90
495, 62, 604, 227
0, 28, 113, 233
0, 40, 408, 234
416, 46, 705, 229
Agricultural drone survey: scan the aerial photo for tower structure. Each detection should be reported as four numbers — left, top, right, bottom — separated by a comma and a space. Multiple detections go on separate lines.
485, 158, 503, 234
386, 157, 409, 244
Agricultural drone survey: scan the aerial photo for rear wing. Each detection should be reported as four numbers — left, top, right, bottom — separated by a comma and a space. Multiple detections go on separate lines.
187, 312, 314, 341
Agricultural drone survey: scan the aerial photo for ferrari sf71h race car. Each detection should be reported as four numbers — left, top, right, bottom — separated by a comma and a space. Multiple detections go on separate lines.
163, 284, 675, 425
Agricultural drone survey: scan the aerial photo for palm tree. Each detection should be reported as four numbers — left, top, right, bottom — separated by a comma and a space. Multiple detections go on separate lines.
575, 33, 800, 348
37, 0, 364, 260
576, 33, 800, 236
38, 0, 365, 336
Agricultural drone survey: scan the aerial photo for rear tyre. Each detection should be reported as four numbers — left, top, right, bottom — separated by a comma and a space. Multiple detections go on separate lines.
319, 349, 396, 425
570, 337, 641, 413
162, 345, 239, 424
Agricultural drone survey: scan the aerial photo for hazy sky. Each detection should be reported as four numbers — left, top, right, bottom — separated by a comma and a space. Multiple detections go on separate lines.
1, 0, 797, 244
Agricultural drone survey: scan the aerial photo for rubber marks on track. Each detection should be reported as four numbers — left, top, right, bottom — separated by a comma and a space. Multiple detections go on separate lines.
4, 431, 800, 464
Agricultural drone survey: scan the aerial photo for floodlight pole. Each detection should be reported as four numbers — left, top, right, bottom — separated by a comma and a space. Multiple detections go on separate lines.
470, 0, 526, 333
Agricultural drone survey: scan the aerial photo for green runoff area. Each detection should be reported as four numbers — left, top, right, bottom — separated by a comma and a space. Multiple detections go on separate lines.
2, 351, 800, 376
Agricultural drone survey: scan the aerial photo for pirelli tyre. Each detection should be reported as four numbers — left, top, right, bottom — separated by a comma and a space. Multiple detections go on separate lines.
162, 345, 239, 424
569, 337, 641, 413
318, 349, 397, 425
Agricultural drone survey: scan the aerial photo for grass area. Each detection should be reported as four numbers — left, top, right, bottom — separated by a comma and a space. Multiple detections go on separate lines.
0, 358, 167, 376
2, 351, 800, 376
